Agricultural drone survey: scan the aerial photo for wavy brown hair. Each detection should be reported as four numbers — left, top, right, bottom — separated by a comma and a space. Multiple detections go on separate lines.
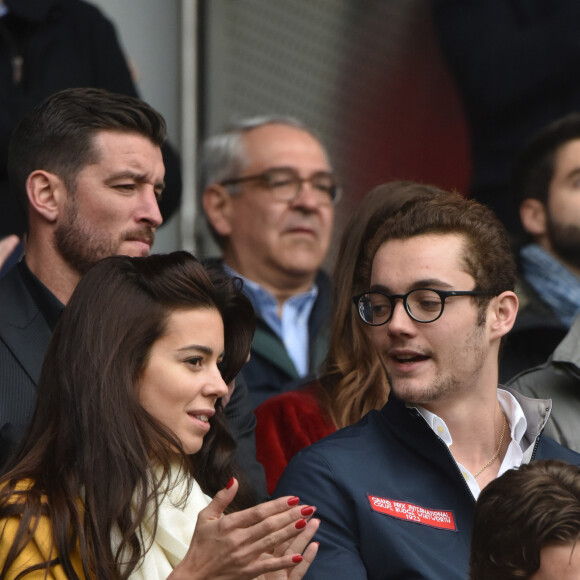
362, 189, 517, 327
0, 251, 255, 579
316, 182, 447, 428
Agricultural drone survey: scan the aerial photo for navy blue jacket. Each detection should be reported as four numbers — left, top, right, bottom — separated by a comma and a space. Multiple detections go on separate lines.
275, 390, 580, 579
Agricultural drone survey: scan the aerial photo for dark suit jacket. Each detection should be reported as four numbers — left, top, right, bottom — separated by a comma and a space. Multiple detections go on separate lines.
244, 268, 331, 408
0, 264, 51, 468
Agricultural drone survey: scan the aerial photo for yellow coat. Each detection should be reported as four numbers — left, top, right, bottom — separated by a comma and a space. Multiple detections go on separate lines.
0, 471, 211, 579
0, 482, 84, 579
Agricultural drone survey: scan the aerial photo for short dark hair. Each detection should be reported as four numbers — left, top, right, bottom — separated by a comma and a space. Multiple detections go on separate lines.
7, 87, 167, 223
470, 460, 580, 579
362, 190, 516, 319
513, 113, 580, 206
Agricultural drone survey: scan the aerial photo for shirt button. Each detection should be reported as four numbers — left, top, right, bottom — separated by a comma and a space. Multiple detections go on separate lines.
462, 471, 469, 481
437, 425, 445, 434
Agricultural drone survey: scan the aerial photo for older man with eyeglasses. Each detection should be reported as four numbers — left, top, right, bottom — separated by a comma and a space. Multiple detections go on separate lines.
201, 117, 337, 408
274, 187, 580, 579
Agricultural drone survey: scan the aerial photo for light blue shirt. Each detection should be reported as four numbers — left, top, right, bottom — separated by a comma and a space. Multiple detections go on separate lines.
224, 265, 318, 377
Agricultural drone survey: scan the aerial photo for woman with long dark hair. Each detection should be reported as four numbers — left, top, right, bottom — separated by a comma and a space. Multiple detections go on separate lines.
0, 251, 318, 579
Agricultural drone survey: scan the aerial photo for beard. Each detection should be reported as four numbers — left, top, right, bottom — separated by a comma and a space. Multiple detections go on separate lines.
546, 216, 580, 271
54, 198, 154, 275
386, 367, 463, 407
383, 323, 488, 408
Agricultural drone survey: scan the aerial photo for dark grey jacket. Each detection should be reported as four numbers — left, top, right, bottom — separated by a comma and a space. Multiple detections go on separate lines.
508, 313, 580, 452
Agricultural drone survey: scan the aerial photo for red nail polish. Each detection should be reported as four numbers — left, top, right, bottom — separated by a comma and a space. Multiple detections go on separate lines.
295, 519, 307, 529
287, 496, 300, 506
225, 477, 235, 489
301, 506, 314, 516
292, 555, 303, 564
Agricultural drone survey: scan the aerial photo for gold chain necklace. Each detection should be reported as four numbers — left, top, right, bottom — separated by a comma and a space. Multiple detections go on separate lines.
473, 414, 507, 478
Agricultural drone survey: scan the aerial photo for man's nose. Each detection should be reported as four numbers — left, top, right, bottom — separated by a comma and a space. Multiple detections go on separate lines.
139, 188, 163, 227
289, 179, 326, 210
386, 299, 415, 336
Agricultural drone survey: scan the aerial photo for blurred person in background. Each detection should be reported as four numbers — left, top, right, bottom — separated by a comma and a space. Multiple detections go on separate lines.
201, 117, 337, 408
500, 113, 580, 381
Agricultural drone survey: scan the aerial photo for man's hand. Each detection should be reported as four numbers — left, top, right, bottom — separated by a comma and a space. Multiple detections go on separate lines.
0, 235, 19, 271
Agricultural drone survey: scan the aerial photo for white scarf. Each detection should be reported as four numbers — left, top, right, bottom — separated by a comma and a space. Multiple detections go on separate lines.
111, 469, 212, 579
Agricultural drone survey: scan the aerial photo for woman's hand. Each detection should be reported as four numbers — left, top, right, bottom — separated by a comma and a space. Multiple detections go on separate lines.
168, 478, 319, 580
259, 515, 319, 580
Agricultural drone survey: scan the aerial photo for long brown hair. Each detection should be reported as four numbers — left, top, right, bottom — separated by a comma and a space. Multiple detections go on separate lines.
0, 251, 255, 579
317, 182, 447, 428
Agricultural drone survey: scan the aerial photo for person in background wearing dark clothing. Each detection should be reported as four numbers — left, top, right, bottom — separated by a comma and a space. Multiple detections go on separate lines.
470, 460, 580, 579
0, 0, 182, 242
275, 190, 580, 579
432, 0, 580, 233
0, 87, 166, 471
500, 113, 580, 382
201, 116, 336, 408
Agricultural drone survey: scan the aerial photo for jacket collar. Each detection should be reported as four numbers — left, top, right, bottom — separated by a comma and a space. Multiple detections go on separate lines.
382, 387, 551, 455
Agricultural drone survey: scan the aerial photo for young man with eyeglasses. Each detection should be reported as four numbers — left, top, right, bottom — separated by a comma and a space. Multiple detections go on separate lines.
274, 187, 580, 579
201, 117, 337, 408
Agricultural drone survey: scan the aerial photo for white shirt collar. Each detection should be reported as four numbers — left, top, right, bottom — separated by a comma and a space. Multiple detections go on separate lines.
414, 388, 528, 499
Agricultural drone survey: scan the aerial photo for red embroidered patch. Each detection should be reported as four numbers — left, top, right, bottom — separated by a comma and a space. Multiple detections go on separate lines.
367, 495, 457, 531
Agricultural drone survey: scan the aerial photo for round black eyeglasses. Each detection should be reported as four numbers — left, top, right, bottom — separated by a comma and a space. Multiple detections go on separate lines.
352, 288, 494, 326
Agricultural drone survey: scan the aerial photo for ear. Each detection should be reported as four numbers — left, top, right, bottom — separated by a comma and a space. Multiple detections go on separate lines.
519, 198, 547, 236
487, 291, 519, 340
202, 184, 234, 237
26, 170, 67, 223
